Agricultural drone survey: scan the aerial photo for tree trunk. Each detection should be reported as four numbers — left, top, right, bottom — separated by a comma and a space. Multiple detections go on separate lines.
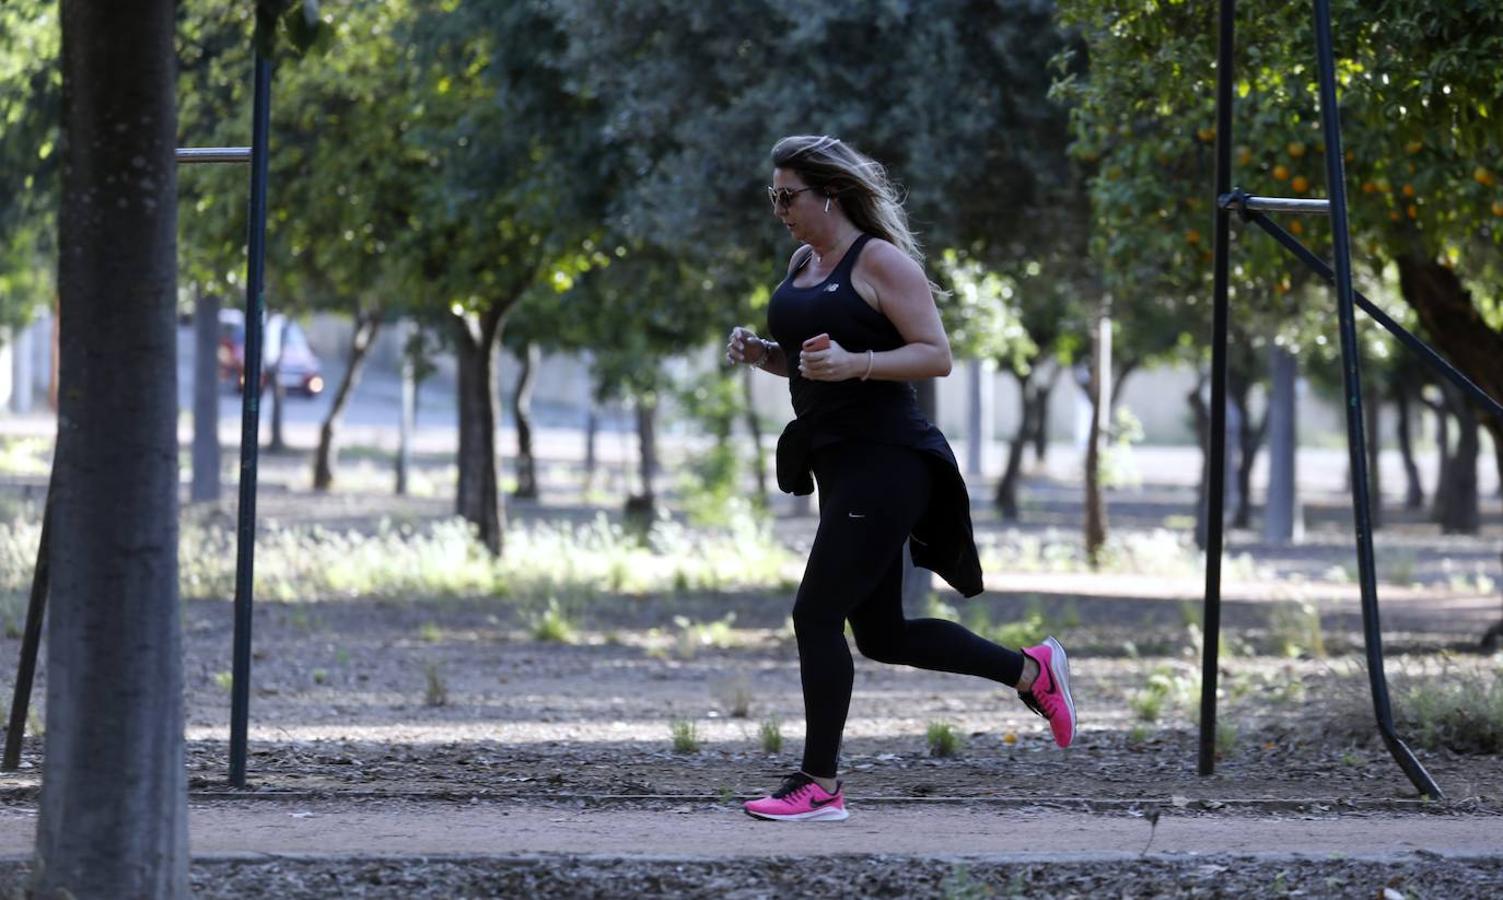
994, 368, 1037, 521
1434, 383, 1480, 534
1083, 314, 1109, 567
37, 2, 189, 894
1394, 254, 1503, 458
395, 321, 415, 496
1229, 375, 1267, 530
1393, 379, 1425, 509
583, 407, 599, 492
454, 307, 506, 555
581, 352, 598, 493
511, 340, 540, 500
313, 312, 381, 491
741, 366, 768, 502
1031, 385, 1050, 464
1427, 393, 1453, 526
191, 289, 222, 503
1189, 375, 1212, 550
625, 394, 659, 524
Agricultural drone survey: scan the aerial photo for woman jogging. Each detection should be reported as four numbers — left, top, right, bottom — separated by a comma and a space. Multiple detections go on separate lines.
725, 135, 1076, 822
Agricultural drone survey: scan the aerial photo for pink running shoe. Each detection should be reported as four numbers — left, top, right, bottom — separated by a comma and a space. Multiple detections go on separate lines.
744, 772, 850, 822
1020, 636, 1077, 748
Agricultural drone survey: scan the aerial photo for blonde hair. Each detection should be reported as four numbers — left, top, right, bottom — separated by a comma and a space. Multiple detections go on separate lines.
771, 135, 925, 265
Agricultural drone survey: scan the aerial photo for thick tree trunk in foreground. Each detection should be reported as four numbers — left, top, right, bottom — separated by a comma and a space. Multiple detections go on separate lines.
511, 340, 540, 500
191, 289, 222, 503
313, 312, 381, 491
35, 2, 189, 895
454, 307, 507, 555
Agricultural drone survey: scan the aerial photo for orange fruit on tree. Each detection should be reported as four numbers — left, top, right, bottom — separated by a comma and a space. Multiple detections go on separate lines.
1197, 126, 1216, 143
1236, 146, 1252, 166
1291, 176, 1309, 193
1273, 164, 1290, 181
1491, 200, 1503, 217
1406, 204, 1419, 219
1287, 141, 1307, 158
1290, 220, 1305, 235
1405, 140, 1423, 155
1474, 166, 1496, 187
1402, 183, 1416, 198
1361, 181, 1378, 194
1345, 149, 1355, 163
1389, 210, 1402, 221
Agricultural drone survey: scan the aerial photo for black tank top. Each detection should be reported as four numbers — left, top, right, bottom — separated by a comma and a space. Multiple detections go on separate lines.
765, 234, 983, 598
767, 234, 922, 432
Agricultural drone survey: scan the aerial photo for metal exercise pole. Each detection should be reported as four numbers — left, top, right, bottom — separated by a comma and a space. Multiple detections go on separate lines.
228, 51, 273, 789
1312, 0, 1443, 798
2, 481, 54, 771
1312, 0, 1440, 799
2, 149, 253, 773
1199, 0, 1236, 778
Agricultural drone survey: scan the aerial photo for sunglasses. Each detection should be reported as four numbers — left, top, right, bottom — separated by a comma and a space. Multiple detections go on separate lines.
767, 186, 815, 210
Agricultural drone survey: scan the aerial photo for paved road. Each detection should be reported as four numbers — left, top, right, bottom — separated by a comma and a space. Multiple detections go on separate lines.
2, 801, 1501, 862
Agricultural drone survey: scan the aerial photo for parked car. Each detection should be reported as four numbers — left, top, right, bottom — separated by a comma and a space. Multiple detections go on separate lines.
218, 309, 325, 397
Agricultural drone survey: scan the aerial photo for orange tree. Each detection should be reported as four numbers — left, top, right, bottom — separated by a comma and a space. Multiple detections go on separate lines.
1054, 0, 1503, 531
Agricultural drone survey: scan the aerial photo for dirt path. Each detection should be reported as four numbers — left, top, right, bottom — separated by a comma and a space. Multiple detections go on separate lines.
2, 800, 1501, 861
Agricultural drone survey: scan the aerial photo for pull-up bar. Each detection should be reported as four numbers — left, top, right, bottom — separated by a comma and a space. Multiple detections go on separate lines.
177, 147, 252, 164
1218, 194, 1332, 215
4, 59, 273, 789
1198, 0, 1503, 801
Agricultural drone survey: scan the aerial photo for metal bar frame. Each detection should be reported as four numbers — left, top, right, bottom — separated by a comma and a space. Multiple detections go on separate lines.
1200, 0, 1445, 800
177, 147, 252, 164
228, 51, 273, 789
1, 478, 54, 771
1, 99, 270, 786
1219, 194, 1332, 215
1199, 0, 1236, 779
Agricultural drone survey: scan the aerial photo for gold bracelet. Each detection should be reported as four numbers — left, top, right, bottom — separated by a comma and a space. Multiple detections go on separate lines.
861, 349, 874, 381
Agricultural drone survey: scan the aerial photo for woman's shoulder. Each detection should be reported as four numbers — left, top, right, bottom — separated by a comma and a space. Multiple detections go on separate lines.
854, 236, 923, 280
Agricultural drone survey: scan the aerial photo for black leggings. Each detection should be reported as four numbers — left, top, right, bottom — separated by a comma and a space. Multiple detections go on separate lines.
793, 441, 1025, 779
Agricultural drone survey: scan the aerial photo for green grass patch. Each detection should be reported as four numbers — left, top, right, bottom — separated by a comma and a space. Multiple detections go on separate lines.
926, 721, 964, 758
758, 717, 783, 754
669, 719, 701, 753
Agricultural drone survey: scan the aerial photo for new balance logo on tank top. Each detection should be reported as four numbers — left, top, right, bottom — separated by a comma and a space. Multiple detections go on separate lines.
766, 233, 984, 597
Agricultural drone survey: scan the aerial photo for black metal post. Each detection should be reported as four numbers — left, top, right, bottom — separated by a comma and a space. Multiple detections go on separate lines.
2, 482, 53, 771
1312, 0, 1440, 799
228, 50, 273, 789
1199, 0, 1236, 777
